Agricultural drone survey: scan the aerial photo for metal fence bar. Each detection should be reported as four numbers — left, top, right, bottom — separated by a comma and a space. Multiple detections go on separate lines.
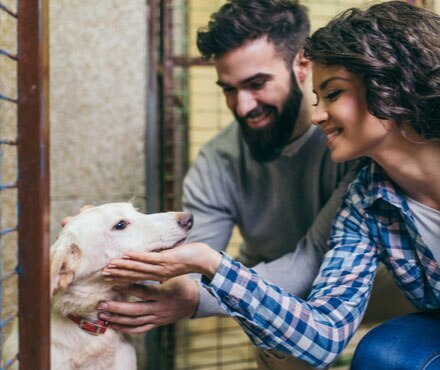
0, 140, 17, 145
0, 314, 17, 329
0, 183, 17, 191
0, 2, 18, 18
0, 95, 17, 104
0, 49, 18, 61
146, 0, 161, 214
3, 354, 18, 369
146, 0, 190, 368
0, 227, 17, 237
0, 271, 17, 285
17, 0, 51, 369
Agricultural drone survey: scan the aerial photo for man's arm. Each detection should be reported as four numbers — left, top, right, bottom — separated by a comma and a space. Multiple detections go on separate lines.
98, 154, 361, 326
182, 148, 237, 317
192, 160, 362, 317
182, 148, 236, 251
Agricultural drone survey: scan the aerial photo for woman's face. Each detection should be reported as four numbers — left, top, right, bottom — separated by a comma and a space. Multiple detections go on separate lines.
311, 63, 392, 162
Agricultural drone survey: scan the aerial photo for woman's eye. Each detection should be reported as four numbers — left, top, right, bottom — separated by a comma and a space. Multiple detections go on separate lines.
113, 220, 128, 230
324, 89, 342, 101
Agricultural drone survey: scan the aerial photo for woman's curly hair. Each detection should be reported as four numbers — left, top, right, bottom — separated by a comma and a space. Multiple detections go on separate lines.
304, 1, 440, 140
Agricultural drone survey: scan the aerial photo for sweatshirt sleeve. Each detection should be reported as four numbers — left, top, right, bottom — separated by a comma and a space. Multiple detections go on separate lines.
182, 145, 237, 317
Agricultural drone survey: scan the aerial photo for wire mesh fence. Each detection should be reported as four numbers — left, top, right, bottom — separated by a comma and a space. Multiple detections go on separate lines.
0, 2, 19, 368
0, 0, 50, 369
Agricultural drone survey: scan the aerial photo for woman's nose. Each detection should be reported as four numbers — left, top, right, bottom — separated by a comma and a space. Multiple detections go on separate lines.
311, 105, 329, 126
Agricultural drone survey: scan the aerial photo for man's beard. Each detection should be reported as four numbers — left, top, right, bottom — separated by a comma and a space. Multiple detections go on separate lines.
235, 74, 303, 162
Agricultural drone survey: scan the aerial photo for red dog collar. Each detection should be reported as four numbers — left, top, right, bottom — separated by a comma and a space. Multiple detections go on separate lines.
67, 314, 110, 336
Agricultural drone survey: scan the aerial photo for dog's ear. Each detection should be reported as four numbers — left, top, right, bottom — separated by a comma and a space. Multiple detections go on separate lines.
50, 233, 82, 296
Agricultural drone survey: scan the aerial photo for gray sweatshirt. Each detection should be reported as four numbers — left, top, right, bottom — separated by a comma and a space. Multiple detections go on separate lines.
183, 122, 358, 317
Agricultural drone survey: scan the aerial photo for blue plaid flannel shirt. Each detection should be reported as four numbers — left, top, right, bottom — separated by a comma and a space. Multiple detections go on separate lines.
201, 162, 440, 368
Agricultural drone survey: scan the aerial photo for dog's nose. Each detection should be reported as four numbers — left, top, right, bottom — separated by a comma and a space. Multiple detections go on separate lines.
177, 212, 193, 231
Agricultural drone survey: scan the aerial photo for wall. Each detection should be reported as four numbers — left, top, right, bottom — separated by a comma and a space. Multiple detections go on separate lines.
50, 0, 147, 240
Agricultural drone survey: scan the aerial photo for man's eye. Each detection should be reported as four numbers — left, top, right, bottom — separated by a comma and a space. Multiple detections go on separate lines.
113, 220, 128, 230
222, 86, 234, 93
250, 81, 266, 90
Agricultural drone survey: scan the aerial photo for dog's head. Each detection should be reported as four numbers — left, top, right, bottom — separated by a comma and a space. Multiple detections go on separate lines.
50, 203, 193, 296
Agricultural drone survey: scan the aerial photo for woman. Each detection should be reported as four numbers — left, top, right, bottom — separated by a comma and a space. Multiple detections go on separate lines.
102, 2, 440, 368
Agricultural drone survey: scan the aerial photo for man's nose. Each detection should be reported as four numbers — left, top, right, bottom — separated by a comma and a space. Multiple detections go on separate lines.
235, 90, 257, 118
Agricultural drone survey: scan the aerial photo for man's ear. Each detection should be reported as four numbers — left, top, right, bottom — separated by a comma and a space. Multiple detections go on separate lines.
292, 50, 311, 84
50, 233, 82, 296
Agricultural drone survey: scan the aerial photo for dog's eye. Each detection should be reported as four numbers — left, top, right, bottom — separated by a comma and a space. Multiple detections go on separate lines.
113, 220, 128, 230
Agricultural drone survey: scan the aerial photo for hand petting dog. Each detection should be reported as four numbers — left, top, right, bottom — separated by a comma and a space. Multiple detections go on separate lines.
102, 242, 222, 282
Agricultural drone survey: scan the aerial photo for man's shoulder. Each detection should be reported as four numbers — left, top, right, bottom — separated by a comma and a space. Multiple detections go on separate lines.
198, 122, 244, 158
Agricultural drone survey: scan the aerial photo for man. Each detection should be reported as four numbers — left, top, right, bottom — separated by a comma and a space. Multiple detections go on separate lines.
96, 1, 414, 369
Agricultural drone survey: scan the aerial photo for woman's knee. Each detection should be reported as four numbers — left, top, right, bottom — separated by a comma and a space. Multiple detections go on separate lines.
351, 313, 440, 370
351, 322, 399, 369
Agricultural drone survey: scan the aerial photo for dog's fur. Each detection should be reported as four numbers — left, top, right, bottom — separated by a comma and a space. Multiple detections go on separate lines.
3, 203, 193, 370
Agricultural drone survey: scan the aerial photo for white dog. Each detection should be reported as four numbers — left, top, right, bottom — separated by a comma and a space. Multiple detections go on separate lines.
3, 203, 193, 370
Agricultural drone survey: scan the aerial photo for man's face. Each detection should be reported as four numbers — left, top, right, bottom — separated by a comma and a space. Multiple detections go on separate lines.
214, 37, 303, 162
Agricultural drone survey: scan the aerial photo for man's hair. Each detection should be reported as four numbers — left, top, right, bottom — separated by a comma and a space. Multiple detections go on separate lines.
197, 0, 310, 66
304, 1, 440, 140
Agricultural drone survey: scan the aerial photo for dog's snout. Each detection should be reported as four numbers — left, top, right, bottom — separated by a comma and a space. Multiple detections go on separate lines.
177, 212, 193, 231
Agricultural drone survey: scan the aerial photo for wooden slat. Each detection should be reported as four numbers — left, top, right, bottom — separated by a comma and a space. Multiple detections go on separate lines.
17, 0, 51, 369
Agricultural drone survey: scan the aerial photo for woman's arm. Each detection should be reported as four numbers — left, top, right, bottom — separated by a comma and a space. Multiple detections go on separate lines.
103, 242, 222, 282
103, 197, 379, 368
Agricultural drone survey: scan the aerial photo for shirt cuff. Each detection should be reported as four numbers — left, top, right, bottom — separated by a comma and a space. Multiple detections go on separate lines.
201, 252, 256, 312
193, 280, 229, 318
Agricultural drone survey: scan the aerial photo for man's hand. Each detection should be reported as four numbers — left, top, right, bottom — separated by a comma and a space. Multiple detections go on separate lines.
97, 276, 200, 334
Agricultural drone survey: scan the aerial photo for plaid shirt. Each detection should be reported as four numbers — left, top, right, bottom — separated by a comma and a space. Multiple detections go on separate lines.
202, 162, 440, 368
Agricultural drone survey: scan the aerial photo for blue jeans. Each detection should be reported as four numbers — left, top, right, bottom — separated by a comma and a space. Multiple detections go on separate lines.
351, 312, 440, 370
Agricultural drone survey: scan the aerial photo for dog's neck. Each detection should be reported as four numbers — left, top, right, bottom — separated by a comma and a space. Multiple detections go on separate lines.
52, 277, 120, 320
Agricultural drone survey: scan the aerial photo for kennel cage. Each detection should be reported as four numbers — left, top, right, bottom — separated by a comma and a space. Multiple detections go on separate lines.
146, 0, 436, 369
146, 0, 258, 369
145, 0, 280, 368
0, 0, 50, 369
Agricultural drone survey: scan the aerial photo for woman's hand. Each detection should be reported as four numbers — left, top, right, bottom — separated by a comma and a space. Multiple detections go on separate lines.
102, 242, 222, 282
